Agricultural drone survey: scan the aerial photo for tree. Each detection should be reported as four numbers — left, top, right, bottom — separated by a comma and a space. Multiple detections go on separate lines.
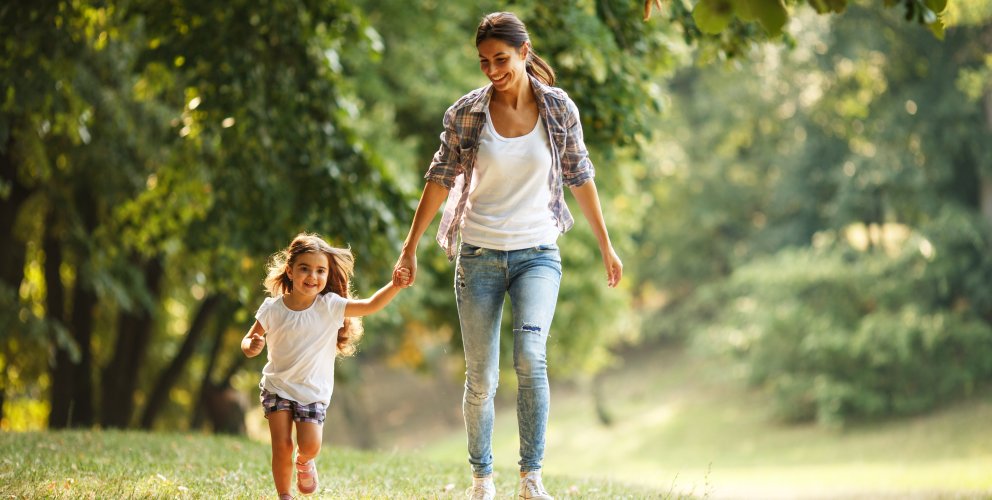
638, 3, 992, 424
644, 0, 948, 41
1, 0, 408, 430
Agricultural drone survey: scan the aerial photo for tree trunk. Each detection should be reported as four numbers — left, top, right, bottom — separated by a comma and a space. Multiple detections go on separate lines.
140, 294, 221, 429
0, 125, 30, 293
0, 124, 31, 427
201, 381, 248, 435
191, 305, 235, 430
68, 275, 98, 426
592, 373, 614, 427
201, 354, 250, 434
48, 188, 101, 428
100, 256, 164, 428
982, 91, 992, 225
46, 216, 73, 428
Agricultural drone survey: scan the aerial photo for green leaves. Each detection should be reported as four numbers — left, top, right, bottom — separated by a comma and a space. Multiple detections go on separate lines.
808, 0, 847, 14
688, 0, 949, 42
692, 0, 787, 37
693, 0, 734, 34
747, 0, 788, 36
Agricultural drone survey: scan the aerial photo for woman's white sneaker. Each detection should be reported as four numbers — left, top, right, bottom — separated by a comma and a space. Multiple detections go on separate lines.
518, 471, 553, 500
466, 475, 496, 500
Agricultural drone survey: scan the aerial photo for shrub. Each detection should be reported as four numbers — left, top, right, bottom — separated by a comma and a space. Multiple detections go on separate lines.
699, 209, 992, 425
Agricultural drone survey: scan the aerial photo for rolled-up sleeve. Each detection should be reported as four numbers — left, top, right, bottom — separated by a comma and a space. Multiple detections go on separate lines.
424, 105, 463, 189
561, 98, 595, 187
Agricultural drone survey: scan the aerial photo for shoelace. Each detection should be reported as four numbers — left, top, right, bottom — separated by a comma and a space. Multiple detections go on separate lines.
466, 484, 493, 499
522, 477, 548, 496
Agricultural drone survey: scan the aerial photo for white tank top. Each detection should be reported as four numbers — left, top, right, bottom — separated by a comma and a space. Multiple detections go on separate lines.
461, 106, 559, 250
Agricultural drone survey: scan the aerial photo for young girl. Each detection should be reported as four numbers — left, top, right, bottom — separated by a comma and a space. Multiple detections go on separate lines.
242, 232, 409, 499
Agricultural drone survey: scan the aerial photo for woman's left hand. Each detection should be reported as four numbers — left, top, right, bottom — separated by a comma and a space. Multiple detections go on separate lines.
602, 245, 623, 288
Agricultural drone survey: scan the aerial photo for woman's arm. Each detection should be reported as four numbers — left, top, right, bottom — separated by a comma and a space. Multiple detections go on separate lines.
241, 321, 266, 357
393, 181, 450, 287
344, 279, 405, 317
570, 180, 623, 288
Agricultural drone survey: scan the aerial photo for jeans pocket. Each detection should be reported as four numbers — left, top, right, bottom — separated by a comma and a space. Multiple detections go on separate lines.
460, 243, 484, 257
536, 243, 559, 252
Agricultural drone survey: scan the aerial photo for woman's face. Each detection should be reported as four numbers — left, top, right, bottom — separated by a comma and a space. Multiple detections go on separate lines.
478, 38, 528, 94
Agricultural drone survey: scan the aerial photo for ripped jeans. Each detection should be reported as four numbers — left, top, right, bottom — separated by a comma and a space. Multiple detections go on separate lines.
455, 242, 562, 477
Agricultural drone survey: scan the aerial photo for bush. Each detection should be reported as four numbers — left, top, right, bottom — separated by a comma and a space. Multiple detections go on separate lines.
698, 210, 992, 425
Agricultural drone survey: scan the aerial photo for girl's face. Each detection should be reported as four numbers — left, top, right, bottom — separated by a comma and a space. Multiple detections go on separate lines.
286, 252, 329, 298
478, 38, 528, 94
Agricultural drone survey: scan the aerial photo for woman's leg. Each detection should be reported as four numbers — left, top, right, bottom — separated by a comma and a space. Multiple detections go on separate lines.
267, 410, 295, 496
507, 245, 561, 473
455, 245, 508, 478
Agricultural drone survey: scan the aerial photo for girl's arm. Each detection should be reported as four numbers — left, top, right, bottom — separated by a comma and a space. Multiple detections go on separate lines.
344, 279, 405, 317
394, 181, 450, 287
570, 179, 623, 288
241, 321, 266, 357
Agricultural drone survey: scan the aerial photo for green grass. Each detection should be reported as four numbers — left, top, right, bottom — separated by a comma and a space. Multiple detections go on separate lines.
421, 346, 992, 499
0, 430, 667, 499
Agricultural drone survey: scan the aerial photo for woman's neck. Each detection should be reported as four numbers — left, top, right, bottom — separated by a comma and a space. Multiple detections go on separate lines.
492, 78, 534, 110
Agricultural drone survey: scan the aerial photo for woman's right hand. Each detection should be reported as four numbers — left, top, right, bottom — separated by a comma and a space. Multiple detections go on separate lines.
393, 250, 417, 288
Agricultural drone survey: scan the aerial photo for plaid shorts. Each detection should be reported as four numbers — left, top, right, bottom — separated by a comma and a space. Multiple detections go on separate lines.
260, 389, 327, 425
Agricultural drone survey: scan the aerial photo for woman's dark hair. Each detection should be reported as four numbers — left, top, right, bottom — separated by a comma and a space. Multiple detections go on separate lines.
476, 12, 555, 86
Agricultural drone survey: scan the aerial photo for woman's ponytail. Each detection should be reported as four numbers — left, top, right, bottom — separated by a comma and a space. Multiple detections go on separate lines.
525, 51, 555, 87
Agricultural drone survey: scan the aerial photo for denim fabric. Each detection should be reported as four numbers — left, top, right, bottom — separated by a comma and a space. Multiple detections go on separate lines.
455, 242, 562, 477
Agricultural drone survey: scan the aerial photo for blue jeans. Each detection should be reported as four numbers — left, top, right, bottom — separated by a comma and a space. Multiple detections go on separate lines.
455, 242, 562, 477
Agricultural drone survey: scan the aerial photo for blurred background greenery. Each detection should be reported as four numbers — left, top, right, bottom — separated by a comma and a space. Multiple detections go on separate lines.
2, 0, 991, 496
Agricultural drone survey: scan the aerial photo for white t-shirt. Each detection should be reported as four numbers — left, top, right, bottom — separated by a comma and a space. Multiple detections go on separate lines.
255, 292, 347, 405
461, 107, 559, 250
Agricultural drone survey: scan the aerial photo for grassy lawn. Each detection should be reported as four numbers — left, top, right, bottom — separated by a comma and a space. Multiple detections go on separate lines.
0, 430, 666, 499
421, 346, 992, 499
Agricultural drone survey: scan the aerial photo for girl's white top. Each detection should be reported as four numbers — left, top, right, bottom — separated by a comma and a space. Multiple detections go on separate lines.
255, 292, 347, 405
461, 105, 559, 250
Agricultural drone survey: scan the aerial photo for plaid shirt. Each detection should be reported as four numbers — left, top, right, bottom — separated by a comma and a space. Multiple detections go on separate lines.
425, 75, 595, 260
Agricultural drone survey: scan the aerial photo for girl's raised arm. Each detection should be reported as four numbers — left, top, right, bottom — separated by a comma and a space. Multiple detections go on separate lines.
344, 268, 409, 317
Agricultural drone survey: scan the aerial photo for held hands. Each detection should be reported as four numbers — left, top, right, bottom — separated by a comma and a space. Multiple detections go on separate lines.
392, 251, 417, 289
243, 333, 265, 357
392, 266, 412, 288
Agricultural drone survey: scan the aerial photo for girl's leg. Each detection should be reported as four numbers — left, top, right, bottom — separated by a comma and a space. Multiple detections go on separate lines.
294, 420, 323, 494
295, 421, 323, 464
507, 245, 561, 473
455, 244, 508, 478
267, 410, 296, 496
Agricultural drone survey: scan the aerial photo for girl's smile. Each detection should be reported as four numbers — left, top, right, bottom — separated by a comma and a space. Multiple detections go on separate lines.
287, 252, 330, 300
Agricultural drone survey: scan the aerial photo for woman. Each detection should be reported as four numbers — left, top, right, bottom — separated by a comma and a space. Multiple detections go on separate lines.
393, 12, 622, 500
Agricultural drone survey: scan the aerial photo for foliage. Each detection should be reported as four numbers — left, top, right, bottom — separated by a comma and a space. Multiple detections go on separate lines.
2, 0, 991, 432
634, 3, 992, 424
0, 0, 408, 430
642, 0, 949, 55
699, 216, 992, 425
